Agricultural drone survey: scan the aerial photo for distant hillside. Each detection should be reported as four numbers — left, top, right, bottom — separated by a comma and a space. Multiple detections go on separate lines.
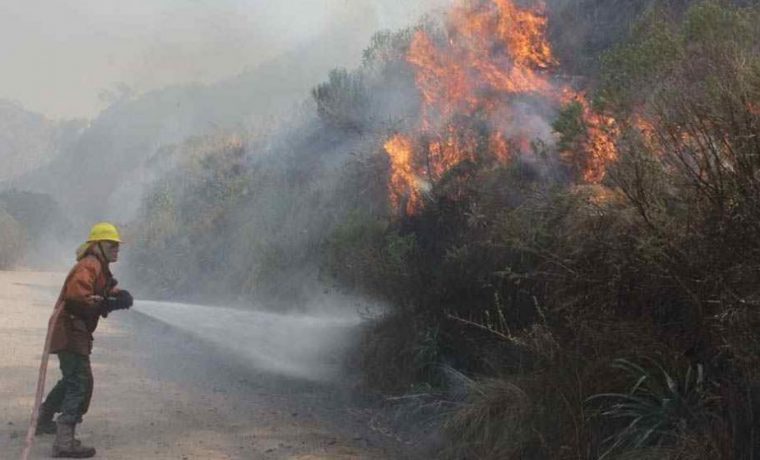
0, 100, 84, 181
13, 25, 365, 225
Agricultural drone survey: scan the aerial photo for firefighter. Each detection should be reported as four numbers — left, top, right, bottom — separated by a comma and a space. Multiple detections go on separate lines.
36, 222, 133, 458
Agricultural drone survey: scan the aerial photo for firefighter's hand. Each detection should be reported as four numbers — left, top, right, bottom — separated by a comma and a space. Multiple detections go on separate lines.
100, 291, 132, 318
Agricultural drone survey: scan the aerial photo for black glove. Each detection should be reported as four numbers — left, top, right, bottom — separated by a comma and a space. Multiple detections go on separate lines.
112, 290, 133, 310
101, 290, 133, 317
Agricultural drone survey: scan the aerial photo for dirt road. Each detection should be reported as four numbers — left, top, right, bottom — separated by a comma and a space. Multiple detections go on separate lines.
0, 270, 405, 459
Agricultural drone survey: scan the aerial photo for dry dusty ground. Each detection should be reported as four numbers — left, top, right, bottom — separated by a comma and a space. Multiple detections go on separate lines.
0, 270, 408, 459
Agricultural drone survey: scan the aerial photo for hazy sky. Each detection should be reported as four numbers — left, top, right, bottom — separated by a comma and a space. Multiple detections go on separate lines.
0, 0, 449, 120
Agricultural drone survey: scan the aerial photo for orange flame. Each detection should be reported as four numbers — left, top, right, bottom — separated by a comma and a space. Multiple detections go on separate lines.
385, 0, 619, 214
385, 134, 426, 214
563, 95, 619, 183
407, 0, 555, 128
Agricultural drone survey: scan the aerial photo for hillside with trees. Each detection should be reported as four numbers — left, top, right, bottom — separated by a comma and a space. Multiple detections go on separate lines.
0, 101, 83, 268
11, 22, 388, 227
125, 1, 760, 458
0, 100, 85, 182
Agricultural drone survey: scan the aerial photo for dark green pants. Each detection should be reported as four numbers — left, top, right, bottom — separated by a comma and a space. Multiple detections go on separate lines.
41, 351, 93, 424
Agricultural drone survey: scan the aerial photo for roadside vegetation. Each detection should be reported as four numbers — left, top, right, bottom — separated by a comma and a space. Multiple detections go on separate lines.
127, 1, 759, 457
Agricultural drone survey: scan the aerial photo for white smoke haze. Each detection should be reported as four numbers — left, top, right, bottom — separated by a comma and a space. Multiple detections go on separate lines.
0, 0, 452, 119
0, 0, 452, 241
0, 0, 448, 386
489, 100, 557, 149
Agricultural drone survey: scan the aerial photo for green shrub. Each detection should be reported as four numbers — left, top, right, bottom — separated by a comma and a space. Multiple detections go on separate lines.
357, 312, 443, 393
312, 69, 370, 132
588, 359, 721, 458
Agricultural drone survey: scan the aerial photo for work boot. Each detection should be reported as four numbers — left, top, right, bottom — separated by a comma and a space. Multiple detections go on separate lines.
34, 405, 57, 435
52, 421, 95, 458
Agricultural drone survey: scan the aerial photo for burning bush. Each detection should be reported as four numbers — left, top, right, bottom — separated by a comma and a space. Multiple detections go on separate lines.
322, 0, 760, 458
122, 0, 760, 456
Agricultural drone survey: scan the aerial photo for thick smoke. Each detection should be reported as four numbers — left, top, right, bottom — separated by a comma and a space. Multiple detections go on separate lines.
0, 1, 450, 271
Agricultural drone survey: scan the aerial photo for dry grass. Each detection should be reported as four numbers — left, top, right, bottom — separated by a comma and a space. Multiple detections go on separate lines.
441, 377, 536, 459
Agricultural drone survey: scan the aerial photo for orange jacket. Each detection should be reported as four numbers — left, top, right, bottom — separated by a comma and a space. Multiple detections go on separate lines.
49, 254, 118, 356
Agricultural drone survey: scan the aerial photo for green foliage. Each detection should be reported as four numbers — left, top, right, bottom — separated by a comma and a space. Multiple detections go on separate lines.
588, 359, 720, 458
312, 26, 422, 135
312, 68, 370, 132
361, 29, 416, 69
545, 0, 680, 77
323, 211, 421, 308
599, 0, 760, 113
682, 1, 758, 46
323, 212, 386, 287
127, 135, 251, 299
358, 312, 444, 392
553, 101, 587, 153
384, 232, 417, 276
599, 22, 680, 111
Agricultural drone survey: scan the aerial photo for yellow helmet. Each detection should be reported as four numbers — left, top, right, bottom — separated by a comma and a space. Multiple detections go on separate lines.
86, 222, 122, 243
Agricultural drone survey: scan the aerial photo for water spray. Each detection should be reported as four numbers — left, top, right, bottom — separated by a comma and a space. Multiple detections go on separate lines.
133, 300, 364, 381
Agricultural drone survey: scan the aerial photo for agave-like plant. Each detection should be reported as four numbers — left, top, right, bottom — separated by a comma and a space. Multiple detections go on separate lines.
587, 358, 720, 459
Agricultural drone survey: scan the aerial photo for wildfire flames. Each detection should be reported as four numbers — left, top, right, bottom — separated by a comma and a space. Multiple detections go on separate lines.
562, 93, 619, 184
385, 0, 618, 214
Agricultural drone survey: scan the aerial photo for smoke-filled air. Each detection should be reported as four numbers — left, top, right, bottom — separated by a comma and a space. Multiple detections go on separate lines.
2, 0, 760, 458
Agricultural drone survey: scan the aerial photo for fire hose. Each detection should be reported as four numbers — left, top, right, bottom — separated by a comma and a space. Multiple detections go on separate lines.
20, 269, 75, 460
